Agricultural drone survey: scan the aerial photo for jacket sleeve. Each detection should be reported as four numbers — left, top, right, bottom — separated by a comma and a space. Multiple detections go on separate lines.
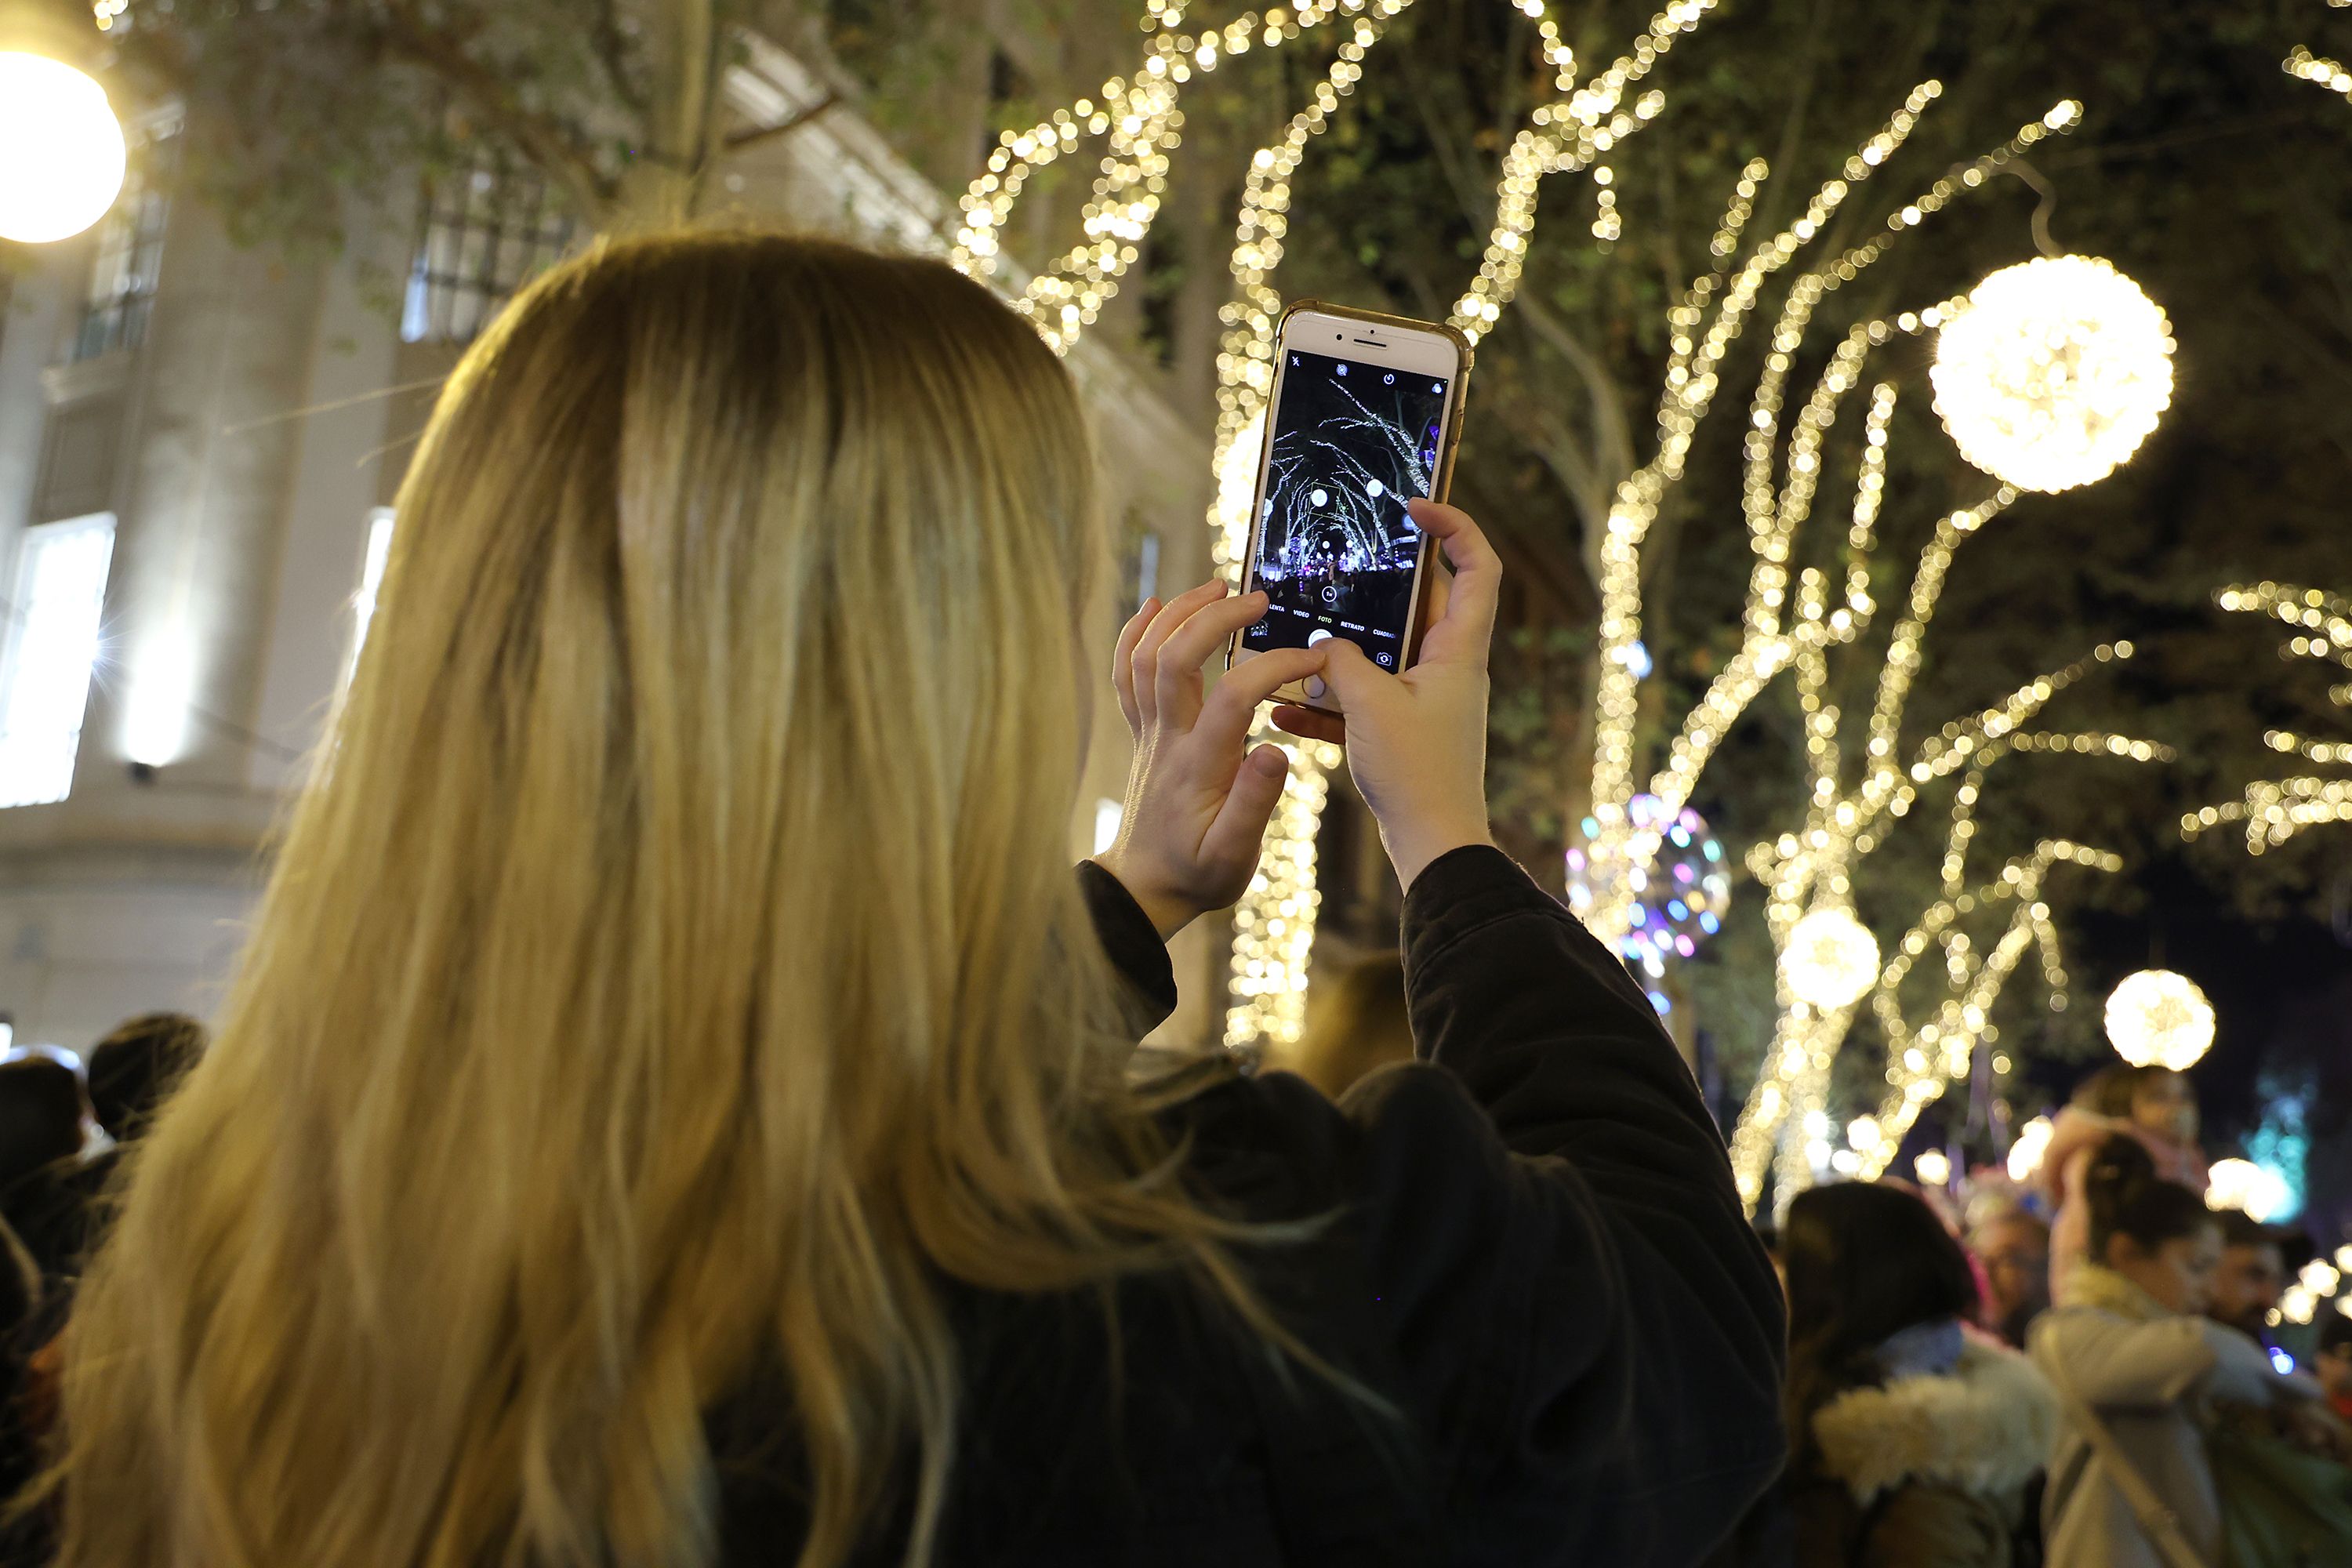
2031, 1308, 2222, 1408
1079, 860, 1179, 1033
1335, 846, 1788, 1566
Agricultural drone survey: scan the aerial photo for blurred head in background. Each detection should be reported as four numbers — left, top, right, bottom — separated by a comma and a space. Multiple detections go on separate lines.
1969, 1207, 2050, 1348
2085, 1134, 2220, 1315
1283, 951, 1413, 1100
2205, 1208, 2286, 1340
0, 1058, 85, 1192
85, 1012, 206, 1145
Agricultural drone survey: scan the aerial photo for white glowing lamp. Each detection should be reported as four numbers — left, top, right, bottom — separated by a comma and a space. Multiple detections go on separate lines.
1930, 256, 2175, 493
2006, 1114, 2056, 1183
2208, 1157, 2292, 1225
1914, 1149, 1953, 1188
2300, 1259, 2341, 1296
2103, 968, 2215, 1070
2281, 1284, 2318, 1326
2336, 1243, 2352, 1275
1782, 907, 1881, 1009
0, 48, 127, 245
1846, 1115, 1882, 1153
2338, 1294, 2352, 1322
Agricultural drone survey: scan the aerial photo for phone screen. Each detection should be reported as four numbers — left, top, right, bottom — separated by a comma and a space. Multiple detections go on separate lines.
1240, 346, 1451, 670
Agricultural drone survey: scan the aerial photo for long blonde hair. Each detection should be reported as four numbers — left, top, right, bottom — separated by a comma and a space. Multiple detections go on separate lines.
50, 234, 1267, 1568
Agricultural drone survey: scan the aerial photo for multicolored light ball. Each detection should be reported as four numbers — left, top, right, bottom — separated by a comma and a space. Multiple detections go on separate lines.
1566, 795, 1731, 1005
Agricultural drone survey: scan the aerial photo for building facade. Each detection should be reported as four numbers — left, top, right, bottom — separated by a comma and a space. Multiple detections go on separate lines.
0, 32, 1225, 1059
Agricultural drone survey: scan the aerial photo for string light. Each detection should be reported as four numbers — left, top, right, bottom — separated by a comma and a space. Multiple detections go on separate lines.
2103, 968, 2216, 1070
2184, 583, 2352, 852
1914, 1148, 1952, 1187
1929, 256, 2176, 492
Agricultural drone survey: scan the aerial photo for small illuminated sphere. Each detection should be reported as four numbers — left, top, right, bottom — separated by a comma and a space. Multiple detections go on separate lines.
1930, 256, 2175, 493
2281, 1283, 2318, 1327
1914, 1149, 1953, 1189
2299, 1259, 2341, 1296
2336, 1243, 2352, 1274
0, 53, 128, 245
2103, 967, 2215, 1070
2006, 1114, 2056, 1183
2208, 1157, 2293, 1224
1782, 906, 1881, 1009
1846, 1115, 1882, 1153
1566, 796, 1732, 989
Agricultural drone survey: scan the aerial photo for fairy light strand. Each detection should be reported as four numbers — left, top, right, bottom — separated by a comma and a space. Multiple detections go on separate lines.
2183, 581, 2352, 852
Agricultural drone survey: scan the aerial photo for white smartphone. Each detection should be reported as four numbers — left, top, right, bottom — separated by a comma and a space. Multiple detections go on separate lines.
1227, 301, 1473, 714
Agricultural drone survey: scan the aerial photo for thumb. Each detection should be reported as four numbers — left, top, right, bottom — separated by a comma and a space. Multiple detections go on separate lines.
1317, 636, 1390, 704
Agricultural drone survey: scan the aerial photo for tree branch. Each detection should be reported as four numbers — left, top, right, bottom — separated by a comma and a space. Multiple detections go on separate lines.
379, 0, 615, 220
722, 91, 839, 154
591, 0, 649, 115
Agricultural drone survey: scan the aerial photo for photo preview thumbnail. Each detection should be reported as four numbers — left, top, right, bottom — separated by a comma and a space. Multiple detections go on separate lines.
1242, 347, 1448, 667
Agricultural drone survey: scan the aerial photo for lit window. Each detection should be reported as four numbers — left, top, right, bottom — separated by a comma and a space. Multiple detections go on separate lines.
400, 159, 576, 345
348, 506, 395, 678
0, 514, 117, 808
71, 129, 176, 363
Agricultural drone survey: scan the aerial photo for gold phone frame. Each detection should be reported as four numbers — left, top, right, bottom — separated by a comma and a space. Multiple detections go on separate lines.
1224, 299, 1475, 715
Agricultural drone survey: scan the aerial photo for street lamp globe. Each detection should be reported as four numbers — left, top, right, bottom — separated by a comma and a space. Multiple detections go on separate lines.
0, 49, 126, 244
2103, 967, 2215, 1071
1930, 255, 2175, 493
1782, 906, 1881, 1010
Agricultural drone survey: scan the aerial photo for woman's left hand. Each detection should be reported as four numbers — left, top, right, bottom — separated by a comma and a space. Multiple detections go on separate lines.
1094, 581, 1327, 939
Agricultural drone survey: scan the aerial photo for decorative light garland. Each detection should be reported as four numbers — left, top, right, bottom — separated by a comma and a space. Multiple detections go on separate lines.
1929, 254, 2176, 493
2102, 967, 2216, 1070
2184, 582, 2352, 852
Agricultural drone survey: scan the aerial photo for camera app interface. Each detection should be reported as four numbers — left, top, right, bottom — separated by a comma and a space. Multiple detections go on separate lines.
1240, 347, 1449, 669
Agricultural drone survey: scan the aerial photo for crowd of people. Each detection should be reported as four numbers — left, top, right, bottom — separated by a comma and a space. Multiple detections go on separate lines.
0, 234, 2344, 1566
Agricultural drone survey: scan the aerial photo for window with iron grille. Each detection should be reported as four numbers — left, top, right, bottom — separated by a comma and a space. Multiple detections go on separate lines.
401, 160, 579, 345
71, 131, 176, 363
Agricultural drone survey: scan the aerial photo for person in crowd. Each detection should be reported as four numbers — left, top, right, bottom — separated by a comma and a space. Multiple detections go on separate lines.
0, 1059, 85, 1274
0, 1057, 82, 1553
82, 1011, 205, 1149
1784, 1181, 2055, 1568
2032, 1134, 2322, 1567
2318, 1314, 2352, 1425
1969, 1205, 2052, 1350
2041, 1064, 2206, 1300
36, 235, 1784, 1568
2205, 1208, 2288, 1345
1275, 951, 1413, 1098
4, 1014, 208, 1298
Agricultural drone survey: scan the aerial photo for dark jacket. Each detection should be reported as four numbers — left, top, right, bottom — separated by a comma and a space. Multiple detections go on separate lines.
715, 845, 1787, 1565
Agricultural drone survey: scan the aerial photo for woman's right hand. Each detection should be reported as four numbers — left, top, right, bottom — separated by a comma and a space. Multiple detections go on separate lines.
1272, 498, 1497, 890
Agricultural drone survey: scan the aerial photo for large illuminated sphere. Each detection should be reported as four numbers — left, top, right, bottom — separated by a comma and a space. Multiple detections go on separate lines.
2103, 967, 2214, 1070
1782, 906, 1881, 1010
1930, 256, 2175, 493
0, 53, 127, 245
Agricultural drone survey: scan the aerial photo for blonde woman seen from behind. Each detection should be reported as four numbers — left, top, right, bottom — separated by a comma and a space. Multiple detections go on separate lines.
45, 235, 1782, 1568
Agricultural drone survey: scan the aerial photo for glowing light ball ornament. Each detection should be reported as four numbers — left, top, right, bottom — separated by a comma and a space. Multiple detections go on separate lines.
2209, 1157, 2293, 1225
1781, 906, 1882, 1010
2103, 967, 2215, 1070
0, 51, 126, 244
1566, 795, 1732, 1009
1930, 256, 2175, 493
